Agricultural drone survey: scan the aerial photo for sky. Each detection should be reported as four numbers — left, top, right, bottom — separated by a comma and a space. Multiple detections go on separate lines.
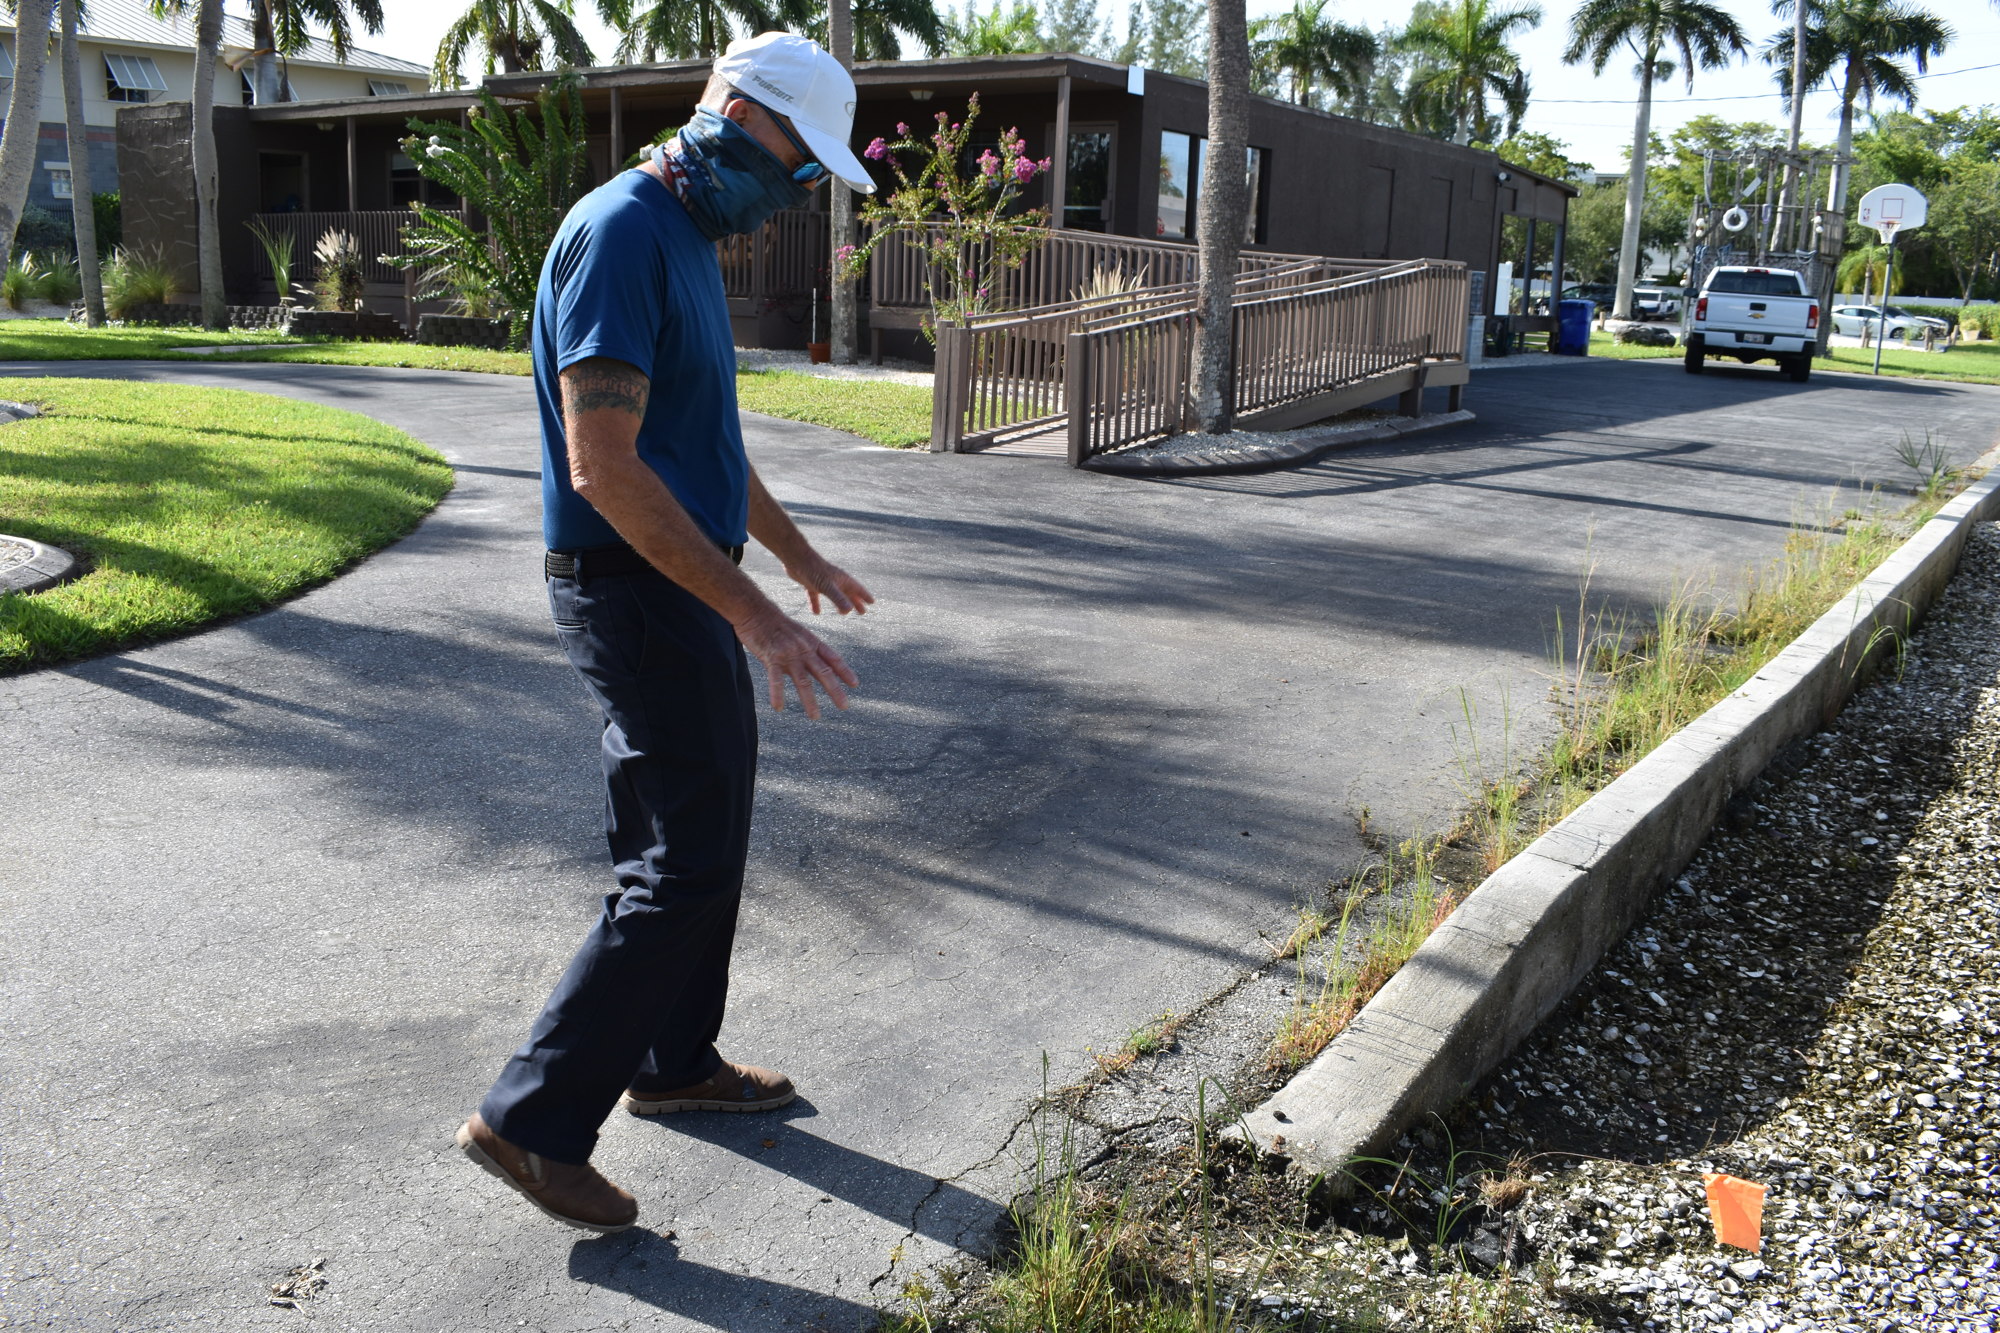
342, 0, 2000, 174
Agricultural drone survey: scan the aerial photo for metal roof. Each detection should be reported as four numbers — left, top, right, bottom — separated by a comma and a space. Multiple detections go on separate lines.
0, 0, 427, 79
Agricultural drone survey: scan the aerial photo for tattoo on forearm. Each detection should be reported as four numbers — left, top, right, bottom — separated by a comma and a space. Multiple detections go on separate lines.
563, 361, 651, 420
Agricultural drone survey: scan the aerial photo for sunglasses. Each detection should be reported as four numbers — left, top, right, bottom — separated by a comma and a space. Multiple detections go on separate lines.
732, 90, 828, 185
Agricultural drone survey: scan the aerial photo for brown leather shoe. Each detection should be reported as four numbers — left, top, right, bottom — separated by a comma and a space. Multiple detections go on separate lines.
455, 1113, 638, 1234
619, 1061, 796, 1115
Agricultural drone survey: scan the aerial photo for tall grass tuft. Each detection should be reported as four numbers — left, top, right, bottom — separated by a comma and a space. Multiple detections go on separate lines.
1270, 837, 1460, 1071
34, 251, 82, 305
100, 247, 175, 319
2, 254, 44, 310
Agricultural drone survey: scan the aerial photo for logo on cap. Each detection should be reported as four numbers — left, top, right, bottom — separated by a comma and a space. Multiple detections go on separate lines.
750, 72, 797, 104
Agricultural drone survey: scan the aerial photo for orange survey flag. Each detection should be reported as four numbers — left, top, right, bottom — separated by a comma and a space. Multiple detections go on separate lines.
1705, 1173, 1767, 1251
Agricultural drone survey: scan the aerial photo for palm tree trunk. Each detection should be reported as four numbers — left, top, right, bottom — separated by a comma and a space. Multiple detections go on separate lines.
192, 0, 227, 329
59, 0, 103, 324
1193, 0, 1249, 434
250, 0, 285, 105
0, 0, 56, 260
1611, 55, 1654, 322
829, 0, 858, 364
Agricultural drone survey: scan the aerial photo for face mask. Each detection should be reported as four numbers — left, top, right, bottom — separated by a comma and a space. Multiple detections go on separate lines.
657, 106, 811, 242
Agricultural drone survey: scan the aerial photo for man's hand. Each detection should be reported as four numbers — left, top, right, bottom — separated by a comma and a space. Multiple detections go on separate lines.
785, 551, 875, 617
734, 606, 859, 720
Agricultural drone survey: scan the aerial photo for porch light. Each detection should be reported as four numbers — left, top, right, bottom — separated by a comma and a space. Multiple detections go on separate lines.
909, 89, 933, 101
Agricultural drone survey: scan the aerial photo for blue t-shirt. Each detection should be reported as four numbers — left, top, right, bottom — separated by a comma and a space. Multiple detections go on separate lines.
533, 169, 748, 550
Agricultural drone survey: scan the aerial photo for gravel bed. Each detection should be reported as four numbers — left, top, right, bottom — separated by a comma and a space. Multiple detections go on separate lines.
0, 536, 30, 576
1304, 521, 2000, 1329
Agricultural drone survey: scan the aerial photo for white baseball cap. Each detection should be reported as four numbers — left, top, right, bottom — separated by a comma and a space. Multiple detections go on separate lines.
713, 32, 876, 194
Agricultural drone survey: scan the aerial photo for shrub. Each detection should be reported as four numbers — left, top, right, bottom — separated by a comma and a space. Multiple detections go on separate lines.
1899, 302, 1960, 325
389, 74, 591, 348
35, 251, 81, 305
2, 255, 43, 310
14, 203, 71, 257
92, 192, 121, 251
245, 217, 295, 302
309, 228, 365, 312
100, 247, 175, 318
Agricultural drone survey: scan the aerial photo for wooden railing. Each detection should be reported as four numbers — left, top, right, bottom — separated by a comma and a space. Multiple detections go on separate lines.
718, 207, 827, 303
249, 210, 459, 287
869, 223, 1378, 318
931, 262, 1347, 452
1060, 259, 1470, 463
1232, 260, 1469, 420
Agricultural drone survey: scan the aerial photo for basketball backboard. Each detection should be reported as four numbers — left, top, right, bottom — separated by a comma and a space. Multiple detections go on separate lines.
1856, 183, 1928, 240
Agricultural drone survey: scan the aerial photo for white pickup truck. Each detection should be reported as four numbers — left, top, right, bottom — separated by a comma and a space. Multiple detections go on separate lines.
1683, 267, 1820, 382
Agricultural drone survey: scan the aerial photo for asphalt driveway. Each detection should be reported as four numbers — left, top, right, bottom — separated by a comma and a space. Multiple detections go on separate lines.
2, 355, 1994, 1330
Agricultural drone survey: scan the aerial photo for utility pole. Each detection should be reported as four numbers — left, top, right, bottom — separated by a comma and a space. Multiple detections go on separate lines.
1770, 0, 1809, 256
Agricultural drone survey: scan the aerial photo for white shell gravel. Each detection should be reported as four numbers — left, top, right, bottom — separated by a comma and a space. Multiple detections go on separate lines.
1321, 520, 2000, 1329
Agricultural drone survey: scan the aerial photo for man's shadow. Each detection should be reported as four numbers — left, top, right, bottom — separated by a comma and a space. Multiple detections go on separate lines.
568, 1098, 1005, 1327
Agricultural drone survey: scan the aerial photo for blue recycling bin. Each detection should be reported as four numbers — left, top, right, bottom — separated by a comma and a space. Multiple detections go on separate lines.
1556, 299, 1595, 356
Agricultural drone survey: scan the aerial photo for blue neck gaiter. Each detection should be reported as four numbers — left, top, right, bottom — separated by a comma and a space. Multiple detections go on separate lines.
658, 107, 811, 242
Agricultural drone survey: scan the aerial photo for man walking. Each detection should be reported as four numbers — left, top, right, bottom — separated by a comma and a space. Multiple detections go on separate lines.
457, 33, 878, 1234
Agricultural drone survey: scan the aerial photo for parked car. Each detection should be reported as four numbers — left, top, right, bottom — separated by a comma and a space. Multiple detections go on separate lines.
1830, 304, 1951, 341
1633, 286, 1682, 320
1683, 266, 1818, 382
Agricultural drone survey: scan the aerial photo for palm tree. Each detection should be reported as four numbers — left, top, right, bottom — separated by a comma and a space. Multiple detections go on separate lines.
797, 0, 944, 60
1565, 0, 1747, 322
437, 0, 599, 85
0, 0, 55, 261
1396, 0, 1543, 145
609, 0, 781, 61
1253, 0, 1378, 110
145, 0, 226, 326
1767, 0, 1950, 251
189, 0, 226, 329
59, 0, 104, 324
1194, 0, 1249, 434
941, 1, 1042, 56
244, 0, 387, 105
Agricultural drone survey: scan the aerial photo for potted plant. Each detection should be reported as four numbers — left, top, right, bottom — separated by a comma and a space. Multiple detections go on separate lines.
807, 286, 831, 363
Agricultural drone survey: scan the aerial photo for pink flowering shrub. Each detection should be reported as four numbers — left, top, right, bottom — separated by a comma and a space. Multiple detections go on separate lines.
839, 93, 1051, 332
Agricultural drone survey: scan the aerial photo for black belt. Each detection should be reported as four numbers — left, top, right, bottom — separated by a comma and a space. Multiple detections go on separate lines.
545, 540, 743, 580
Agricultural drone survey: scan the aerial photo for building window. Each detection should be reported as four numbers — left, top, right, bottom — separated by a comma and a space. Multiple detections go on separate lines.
44, 162, 72, 199
104, 53, 167, 104
368, 79, 411, 97
1157, 130, 1193, 239
1156, 132, 1267, 243
240, 70, 297, 104
0, 39, 15, 79
1062, 127, 1114, 233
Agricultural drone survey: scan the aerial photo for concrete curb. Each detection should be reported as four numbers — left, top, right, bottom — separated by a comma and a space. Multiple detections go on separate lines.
1083, 409, 1476, 477
1234, 448, 2000, 1184
0, 534, 81, 597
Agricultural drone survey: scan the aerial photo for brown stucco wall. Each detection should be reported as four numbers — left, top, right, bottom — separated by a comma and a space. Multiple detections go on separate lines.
117, 103, 262, 301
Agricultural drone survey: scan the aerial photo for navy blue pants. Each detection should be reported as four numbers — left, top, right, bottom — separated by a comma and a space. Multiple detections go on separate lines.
480, 564, 757, 1164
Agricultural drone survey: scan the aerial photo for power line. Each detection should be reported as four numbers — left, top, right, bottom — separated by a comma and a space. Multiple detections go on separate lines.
1532, 58, 2000, 105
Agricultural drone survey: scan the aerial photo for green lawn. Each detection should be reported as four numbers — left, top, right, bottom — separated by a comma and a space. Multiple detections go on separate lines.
0, 320, 938, 446
1817, 339, 2000, 386
1587, 329, 1679, 359
0, 377, 452, 671
734, 367, 934, 448
1586, 326, 2000, 386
